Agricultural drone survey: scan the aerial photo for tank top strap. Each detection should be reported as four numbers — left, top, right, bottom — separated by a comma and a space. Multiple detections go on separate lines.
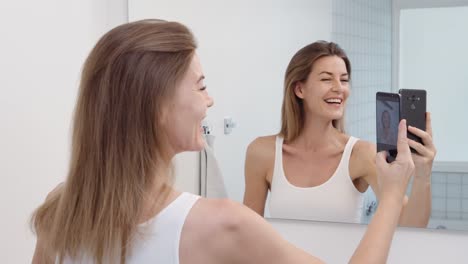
273, 136, 284, 181
275, 136, 283, 159
135, 192, 200, 263
342, 136, 359, 162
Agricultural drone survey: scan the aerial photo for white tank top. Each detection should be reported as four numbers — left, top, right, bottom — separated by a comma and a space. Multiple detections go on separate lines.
128, 192, 200, 263
269, 136, 364, 223
61, 192, 200, 264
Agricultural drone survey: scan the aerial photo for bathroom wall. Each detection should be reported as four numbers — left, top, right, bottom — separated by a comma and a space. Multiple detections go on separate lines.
430, 170, 468, 227
0, 0, 128, 262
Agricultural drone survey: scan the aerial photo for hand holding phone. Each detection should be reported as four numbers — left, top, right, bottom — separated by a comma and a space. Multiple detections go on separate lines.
376, 89, 427, 162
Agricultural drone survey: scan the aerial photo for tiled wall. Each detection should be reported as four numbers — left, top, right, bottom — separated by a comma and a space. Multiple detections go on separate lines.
331, 0, 392, 142
430, 172, 468, 221
363, 172, 468, 225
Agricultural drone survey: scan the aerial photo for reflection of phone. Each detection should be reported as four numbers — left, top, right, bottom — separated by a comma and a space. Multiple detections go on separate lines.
399, 89, 426, 149
376, 92, 400, 162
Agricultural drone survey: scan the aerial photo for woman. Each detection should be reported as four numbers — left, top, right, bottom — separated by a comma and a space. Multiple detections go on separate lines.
380, 110, 398, 145
32, 20, 415, 263
243, 41, 435, 227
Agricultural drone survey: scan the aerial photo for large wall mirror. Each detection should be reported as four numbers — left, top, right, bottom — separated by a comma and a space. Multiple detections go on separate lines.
130, 0, 468, 231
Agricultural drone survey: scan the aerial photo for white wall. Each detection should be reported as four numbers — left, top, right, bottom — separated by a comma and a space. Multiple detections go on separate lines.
399, 6, 468, 162
129, 0, 333, 203
0, 0, 128, 262
268, 217, 468, 263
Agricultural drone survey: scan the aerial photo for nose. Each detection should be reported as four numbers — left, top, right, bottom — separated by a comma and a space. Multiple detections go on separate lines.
206, 93, 214, 108
331, 78, 344, 92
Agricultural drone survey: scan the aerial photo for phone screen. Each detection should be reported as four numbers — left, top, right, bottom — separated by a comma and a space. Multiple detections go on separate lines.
376, 92, 400, 161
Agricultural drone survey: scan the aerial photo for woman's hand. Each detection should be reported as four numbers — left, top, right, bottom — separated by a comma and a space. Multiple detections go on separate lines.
376, 119, 415, 203
407, 112, 437, 180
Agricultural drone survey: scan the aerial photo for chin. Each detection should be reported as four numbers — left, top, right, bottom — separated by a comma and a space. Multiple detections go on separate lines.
327, 112, 344, 121
174, 140, 205, 154
188, 138, 206, 152
192, 144, 205, 151
332, 114, 344, 120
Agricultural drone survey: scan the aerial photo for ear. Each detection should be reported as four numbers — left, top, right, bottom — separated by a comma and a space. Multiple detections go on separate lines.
293, 82, 305, 99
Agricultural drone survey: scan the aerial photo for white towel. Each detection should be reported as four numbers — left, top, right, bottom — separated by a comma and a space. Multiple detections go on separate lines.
200, 135, 227, 198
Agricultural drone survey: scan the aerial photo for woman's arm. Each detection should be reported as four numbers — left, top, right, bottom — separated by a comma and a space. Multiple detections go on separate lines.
218, 121, 414, 264
243, 137, 272, 216
350, 120, 414, 262
362, 158, 429, 228
361, 114, 435, 228
398, 112, 436, 227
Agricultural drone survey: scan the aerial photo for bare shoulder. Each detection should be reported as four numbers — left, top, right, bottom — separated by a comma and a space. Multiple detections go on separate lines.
352, 139, 376, 159
350, 139, 377, 179
245, 135, 277, 175
181, 197, 323, 264
181, 198, 257, 263
189, 197, 241, 219
246, 135, 276, 161
185, 198, 251, 238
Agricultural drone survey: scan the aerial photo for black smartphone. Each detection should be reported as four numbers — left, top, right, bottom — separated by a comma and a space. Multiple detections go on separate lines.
376, 92, 400, 162
399, 89, 426, 149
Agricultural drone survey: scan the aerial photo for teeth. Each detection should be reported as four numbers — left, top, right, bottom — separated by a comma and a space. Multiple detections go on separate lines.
325, 98, 342, 103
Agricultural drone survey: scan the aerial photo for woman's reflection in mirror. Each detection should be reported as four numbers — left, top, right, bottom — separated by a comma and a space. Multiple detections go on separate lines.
243, 41, 436, 228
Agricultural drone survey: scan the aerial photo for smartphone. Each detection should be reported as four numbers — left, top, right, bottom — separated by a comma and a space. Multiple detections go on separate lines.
376, 92, 400, 162
399, 89, 426, 148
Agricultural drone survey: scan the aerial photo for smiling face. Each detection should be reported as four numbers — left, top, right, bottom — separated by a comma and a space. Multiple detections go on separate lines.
294, 55, 350, 122
163, 53, 214, 154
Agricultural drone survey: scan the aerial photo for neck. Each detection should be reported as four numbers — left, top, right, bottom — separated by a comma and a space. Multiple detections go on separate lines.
292, 113, 343, 150
139, 168, 178, 223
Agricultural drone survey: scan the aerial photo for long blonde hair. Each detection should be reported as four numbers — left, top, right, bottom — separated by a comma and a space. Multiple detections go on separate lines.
280, 41, 351, 142
31, 19, 197, 263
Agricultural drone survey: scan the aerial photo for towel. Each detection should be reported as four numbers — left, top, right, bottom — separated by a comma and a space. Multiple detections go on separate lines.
200, 135, 227, 198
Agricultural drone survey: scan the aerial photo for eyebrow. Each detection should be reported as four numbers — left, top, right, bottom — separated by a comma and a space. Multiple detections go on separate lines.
197, 75, 205, 83
319, 71, 349, 77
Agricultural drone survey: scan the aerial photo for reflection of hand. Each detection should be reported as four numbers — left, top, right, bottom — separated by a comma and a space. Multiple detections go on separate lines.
376, 120, 415, 203
407, 112, 437, 180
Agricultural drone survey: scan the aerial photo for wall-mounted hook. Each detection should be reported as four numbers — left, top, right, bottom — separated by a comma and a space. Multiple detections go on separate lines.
224, 116, 236, 135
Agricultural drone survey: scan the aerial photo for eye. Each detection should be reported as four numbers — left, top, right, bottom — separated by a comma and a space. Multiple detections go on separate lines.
321, 78, 332, 81
341, 79, 349, 83
200, 86, 207, 91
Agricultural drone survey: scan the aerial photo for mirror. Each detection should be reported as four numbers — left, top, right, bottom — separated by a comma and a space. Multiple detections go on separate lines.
129, 0, 468, 231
